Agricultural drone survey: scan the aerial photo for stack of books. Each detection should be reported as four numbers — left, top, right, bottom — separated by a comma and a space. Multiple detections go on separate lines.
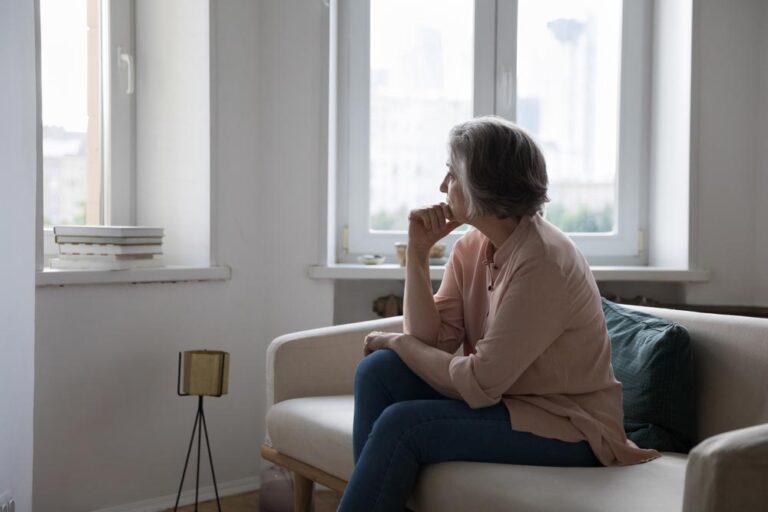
51, 226, 165, 270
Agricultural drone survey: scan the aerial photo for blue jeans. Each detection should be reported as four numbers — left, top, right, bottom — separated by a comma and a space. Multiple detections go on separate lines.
337, 349, 600, 512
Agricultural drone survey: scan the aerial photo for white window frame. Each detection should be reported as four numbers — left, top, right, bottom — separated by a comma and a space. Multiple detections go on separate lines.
102, 0, 136, 226
41, 0, 135, 262
335, 0, 651, 265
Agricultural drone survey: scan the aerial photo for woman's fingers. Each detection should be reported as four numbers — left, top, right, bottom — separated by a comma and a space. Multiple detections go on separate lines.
363, 331, 387, 355
364, 332, 377, 353
428, 207, 443, 231
409, 204, 459, 240
441, 203, 453, 221
363, 334, 372, 355
410, 208, 435, 232
418, 209, 432, 231
414, 205, 448, 231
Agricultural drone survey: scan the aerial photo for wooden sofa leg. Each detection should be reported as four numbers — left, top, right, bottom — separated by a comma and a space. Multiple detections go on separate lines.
293, 471, 314, 512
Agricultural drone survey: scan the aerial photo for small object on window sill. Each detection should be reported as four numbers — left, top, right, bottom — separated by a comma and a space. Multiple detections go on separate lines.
373, 294, 403, 317
51, 224, 165, 270
357, 254, 386, 265
603, 294, 663, 308
430, 243, 446, 259
53, 225, 164, 238
394, 243, 408, 266
394, 242, 448, 267
57, 243, 162, 256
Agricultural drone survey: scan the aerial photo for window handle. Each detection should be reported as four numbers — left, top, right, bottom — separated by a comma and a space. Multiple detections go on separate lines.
117, 46, 134, 95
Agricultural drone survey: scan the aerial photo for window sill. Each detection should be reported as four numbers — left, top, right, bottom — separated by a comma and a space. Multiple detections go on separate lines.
36, 265, 231, 287
308, 264, 710, 282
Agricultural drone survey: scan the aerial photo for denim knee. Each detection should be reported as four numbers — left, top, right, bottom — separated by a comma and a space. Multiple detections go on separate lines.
355, 348, 406, 386
371, 401, 421, 436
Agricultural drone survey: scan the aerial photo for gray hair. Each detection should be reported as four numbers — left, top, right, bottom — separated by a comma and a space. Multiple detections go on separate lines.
448, 116, 549, 219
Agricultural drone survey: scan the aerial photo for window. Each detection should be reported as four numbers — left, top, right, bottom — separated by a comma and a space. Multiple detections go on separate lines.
40, 0, 135, 260
335, 0, 650, 264
40, 0, 103, 227
40, 0, 135, 227
38, 0, 212, 269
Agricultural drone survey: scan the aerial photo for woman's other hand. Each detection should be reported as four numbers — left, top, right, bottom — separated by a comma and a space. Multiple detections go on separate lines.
363, 331, 402, 356
408, 203, 462, 256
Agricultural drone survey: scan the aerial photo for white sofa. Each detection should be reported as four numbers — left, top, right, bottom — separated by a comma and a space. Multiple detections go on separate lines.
261, 306, 768, 512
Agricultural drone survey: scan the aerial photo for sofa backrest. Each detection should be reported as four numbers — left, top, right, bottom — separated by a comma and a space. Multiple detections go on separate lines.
628, 305, 768, 442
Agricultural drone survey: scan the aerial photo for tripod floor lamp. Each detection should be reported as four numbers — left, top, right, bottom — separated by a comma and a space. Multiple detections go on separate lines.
174, 350, 230, 512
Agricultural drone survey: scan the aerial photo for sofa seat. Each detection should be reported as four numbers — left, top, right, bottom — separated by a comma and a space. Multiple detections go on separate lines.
267, 396, 356, 481
266, 395, 688, 512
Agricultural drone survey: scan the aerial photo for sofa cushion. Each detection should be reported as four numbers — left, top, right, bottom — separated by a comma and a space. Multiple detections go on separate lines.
266, 395, 355, 481
411, 453, 687, 512
266, 395, 688, 512
602, 299, 696, 452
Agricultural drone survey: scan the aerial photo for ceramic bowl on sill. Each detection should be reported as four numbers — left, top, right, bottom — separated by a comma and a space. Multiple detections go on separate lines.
357, 254, 386, 265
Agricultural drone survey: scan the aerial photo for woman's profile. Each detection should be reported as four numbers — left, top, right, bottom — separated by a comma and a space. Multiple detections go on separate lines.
337, 116, 658, 512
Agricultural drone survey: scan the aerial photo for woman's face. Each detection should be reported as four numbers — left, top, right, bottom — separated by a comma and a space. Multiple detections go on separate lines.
440, 162, 468, 222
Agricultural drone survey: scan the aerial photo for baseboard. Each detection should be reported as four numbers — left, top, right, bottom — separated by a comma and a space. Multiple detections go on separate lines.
90, 476, 260, 512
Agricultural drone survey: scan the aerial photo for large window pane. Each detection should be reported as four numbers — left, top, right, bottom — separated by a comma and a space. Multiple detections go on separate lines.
369, 0, 474, 232
517, 0, 622, 233
41, 0, 101, 226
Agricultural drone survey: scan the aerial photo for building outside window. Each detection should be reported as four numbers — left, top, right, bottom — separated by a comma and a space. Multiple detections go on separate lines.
40, 0, 102, 227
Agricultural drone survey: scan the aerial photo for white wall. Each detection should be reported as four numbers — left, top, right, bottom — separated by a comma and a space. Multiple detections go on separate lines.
135, 0, 211, 266
648, 0, 692, 268
0, 1, 37, 511
684, 0, 764, 305
754, 1, 768, 306
33, 2, 333, 511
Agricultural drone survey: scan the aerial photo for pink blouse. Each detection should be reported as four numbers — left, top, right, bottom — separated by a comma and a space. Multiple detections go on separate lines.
394, 214, 659, 466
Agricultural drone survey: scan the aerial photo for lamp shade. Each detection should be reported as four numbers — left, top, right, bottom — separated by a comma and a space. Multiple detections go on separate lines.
181, 350, 230, 396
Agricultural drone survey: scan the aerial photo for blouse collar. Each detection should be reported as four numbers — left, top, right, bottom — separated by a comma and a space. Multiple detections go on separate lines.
483, 214, 534, 268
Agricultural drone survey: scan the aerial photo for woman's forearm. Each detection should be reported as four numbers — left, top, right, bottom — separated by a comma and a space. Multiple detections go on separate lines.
403, 247, 441, 345
391, 334, 460, 399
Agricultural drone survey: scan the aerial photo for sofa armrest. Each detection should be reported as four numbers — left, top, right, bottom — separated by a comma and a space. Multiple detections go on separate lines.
266, 316, 404, 407
682, 423, 768, 512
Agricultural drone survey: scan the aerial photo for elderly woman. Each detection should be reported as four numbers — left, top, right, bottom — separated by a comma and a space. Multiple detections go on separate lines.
336, 116, 658, 512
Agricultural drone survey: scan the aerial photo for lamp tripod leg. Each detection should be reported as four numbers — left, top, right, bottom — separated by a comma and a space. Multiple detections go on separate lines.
195, 396, 204, 511
174, 402, 202, 511
200, 405, 222, 511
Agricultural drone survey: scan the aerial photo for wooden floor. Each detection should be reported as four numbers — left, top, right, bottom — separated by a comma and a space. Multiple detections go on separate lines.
171, 489, 342, 512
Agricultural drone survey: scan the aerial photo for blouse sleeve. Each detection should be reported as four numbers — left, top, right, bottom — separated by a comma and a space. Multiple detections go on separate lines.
431, 252, 467, 354
447, 259, 571, 408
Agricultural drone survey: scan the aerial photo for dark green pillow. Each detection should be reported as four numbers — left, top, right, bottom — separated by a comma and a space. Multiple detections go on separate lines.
601, 299, 696, 453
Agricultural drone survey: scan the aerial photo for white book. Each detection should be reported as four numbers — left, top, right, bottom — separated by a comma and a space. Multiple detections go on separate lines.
58, 243, 163, 256
53, 225, 164, 238
51, 256, 164, 271
55, 235, 163, 245
55, 254, 156, 261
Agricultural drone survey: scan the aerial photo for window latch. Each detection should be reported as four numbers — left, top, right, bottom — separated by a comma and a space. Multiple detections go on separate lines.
117, 46, 134, 95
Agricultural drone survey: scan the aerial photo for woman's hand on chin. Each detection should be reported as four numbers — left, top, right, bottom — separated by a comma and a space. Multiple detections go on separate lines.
363, 331, 403, 356
408, 203, 463, 256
